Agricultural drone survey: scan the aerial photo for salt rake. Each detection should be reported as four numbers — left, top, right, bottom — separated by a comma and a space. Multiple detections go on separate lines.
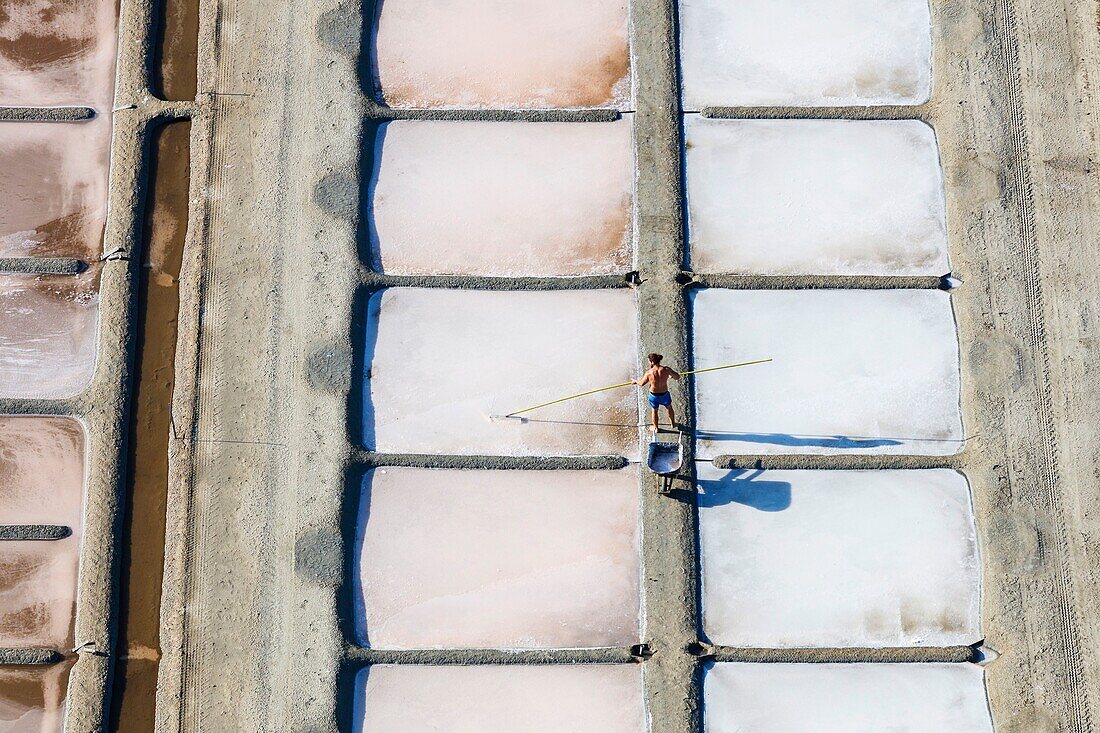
489, 358, 773, 422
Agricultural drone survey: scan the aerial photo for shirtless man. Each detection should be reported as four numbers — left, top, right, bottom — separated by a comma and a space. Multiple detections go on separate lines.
635, 353, 681, 433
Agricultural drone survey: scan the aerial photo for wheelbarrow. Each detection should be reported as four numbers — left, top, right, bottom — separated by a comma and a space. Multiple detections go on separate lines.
646, 430, 684, 493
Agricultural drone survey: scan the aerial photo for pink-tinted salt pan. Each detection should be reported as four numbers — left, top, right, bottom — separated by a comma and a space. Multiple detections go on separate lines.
355, 468, 640, 649
0, 416, 86, 651
369, 119, 635, 276
355, 665, 645, 733
0, 0, 119, 109
371, 0, 631, 109
0, 271, 99, 399
0, 119, 111, 261
0, 660, 74, 733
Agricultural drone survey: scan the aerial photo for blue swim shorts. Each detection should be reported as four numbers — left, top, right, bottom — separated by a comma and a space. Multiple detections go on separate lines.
648, 391, 672, 409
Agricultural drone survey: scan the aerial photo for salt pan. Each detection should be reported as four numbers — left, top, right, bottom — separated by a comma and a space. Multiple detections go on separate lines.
371, 0, 630, 109
0, 120, 111, 261
685, 118, 948, 275
691, 289, 963, 457
698, 466, 981, 647
363, 288, 639, 457
369, 119, 634, 276
0, 0, 119, 109
0, 273, 99, 399
0, 417, 85, 650
0, 661, 74, 733
679, 0, 932, 107
704, 663, 994, 732
354, 664, 645, 733
354, 468, 640, 649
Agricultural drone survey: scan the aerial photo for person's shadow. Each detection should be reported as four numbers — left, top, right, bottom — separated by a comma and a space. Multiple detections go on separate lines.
696, 468, 792, 511
695, 430, 902, 450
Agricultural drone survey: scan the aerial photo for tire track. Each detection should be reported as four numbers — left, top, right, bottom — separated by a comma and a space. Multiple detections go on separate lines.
990, 0, 1093, 730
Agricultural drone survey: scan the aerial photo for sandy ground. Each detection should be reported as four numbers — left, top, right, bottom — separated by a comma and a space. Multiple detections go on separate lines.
143, 0, 1100, 732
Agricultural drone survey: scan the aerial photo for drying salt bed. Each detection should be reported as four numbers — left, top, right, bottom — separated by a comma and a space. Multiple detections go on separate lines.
0, 416, 85, 650
0, 0, 118, 109
0, 661, 74, 733
354, 468, 640, 649
691, 289, 963, 457
370, 0, 630, 109
0, 272, 98, 399
363, 288, 639, 457
368, 119, 634, 276
704, 663, 994, 732
678, 0, 931, 107
0, 120, 111, 261
697, 466, 981, 647
684, 118, 948, 276
354, 665, 645, 733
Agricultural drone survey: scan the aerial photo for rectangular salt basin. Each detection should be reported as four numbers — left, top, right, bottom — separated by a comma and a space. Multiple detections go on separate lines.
685, 118, 949, 276
363, 289, 639, 457
679, 0, 932, 107
370, 0, 630, 109
1, 119, 111, 261
691, 289, 963, 456
704, 663, 994, 733
354, 665, 645, 733
697, 467, 981, 647
0, 417, 86, 650
0, 272, 99, 399
368, 119, 635, 276
0, 0, 119, 109
0, 661, 74, 733
355, 468, 640, 649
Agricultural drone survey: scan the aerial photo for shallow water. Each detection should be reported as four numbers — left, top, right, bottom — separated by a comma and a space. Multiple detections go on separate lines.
355, 665, 645, 733
0, 119, 111, 261
355, 468, 640, 649
0, 416, 85, 650
154, 0, 199, 99
110, 121, 190, 733
0, 0, 119, 109
369, 119, 634, 276
0, 660, 75, 733
371, 0, 631, 109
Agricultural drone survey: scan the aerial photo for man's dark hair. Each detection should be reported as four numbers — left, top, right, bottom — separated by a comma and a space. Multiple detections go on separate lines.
647, 353, 663, 365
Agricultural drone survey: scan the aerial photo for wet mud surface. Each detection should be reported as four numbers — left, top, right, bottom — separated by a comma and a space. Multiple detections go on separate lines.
0, 416, 84, 653
0, 0, 118, 108
0, 660, 75, 733
109, 121, 190, 733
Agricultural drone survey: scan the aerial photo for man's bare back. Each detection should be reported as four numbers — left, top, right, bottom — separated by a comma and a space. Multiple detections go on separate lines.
639, 365, 679, 393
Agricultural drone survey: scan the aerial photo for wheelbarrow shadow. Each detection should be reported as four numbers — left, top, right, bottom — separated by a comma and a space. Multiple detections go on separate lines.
696, 468, 792, 511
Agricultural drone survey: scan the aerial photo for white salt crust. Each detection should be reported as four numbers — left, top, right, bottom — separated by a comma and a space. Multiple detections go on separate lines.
363, 288, 640, 458
705, 663, 995, 733
685, 118, 949, 276
691, 289, 964, 457
697, 466, 981, 648
679, 0, 932, 108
